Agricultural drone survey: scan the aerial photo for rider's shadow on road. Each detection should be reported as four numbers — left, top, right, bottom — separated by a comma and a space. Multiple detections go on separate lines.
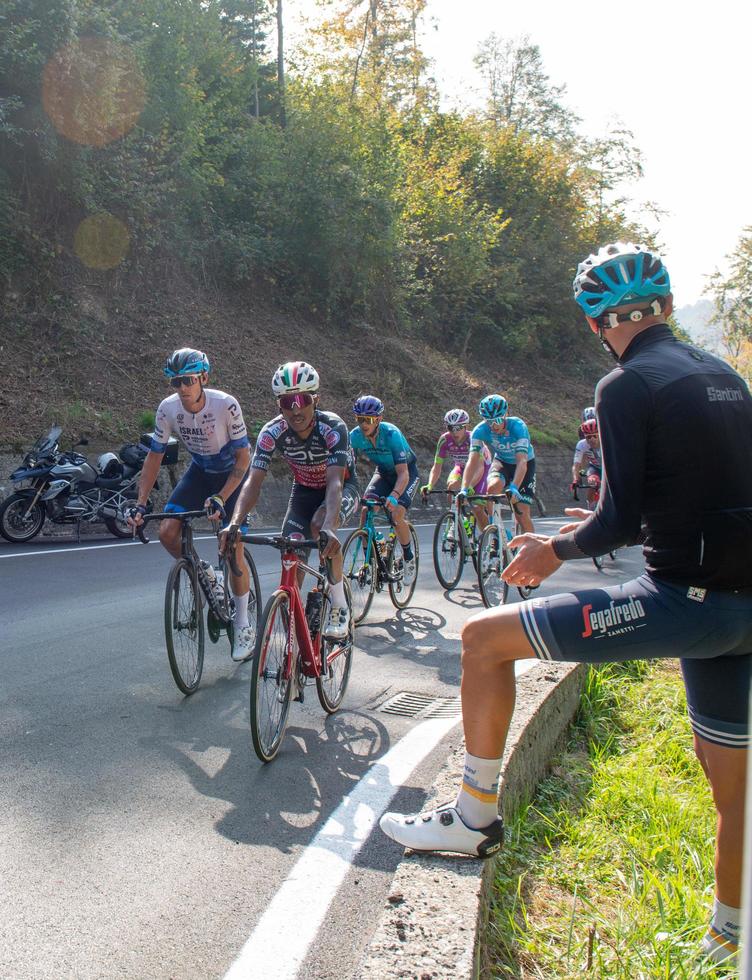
144, 681, 403, 859
356, 606, 462, 686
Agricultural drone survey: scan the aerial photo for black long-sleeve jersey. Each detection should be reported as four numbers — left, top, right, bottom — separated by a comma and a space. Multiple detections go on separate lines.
552, 324, 752, 589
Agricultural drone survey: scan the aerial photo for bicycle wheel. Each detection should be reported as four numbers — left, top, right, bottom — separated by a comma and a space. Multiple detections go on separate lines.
219, 546, 263, 651
432, 511, 464, 590
388, 523, 419, 609
250, 590, 293, 763
514, 521, 535, 599
164, 558, 204, 695
316, 580, 354, 713
342, 528, 376, 624
477, 524, 510, 607
592, 553, 604, 570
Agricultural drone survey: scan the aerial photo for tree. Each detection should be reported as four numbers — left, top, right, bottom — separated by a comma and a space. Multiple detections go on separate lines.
473, 34, 579, 144
706, 227, 752, 375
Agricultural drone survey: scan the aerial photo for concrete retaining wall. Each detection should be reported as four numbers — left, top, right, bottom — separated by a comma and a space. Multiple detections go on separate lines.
356, 662, 586, 980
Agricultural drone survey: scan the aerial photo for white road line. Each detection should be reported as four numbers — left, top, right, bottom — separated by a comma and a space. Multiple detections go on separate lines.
0, 534, 219, 559
222, 715, 460, 980
223, 658, 539, 980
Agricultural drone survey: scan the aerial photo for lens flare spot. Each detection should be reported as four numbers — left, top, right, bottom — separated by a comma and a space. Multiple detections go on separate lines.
74, 213, 130, 270
42, 37, 146, 147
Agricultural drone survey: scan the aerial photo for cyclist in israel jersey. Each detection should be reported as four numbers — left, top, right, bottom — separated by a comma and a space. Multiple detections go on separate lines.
349, 396, 420, 582
571, 418, 602, 505
421, 409, 492, 529
463, 394, 537, 533
224, 361, 359, 641
126, 348, 255, 662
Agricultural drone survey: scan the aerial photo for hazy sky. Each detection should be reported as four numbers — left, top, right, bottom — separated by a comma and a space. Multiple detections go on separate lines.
289, 0, 752, 305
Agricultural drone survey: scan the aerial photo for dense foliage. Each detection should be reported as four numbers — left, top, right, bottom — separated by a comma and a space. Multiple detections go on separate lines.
1, 0, 644, 356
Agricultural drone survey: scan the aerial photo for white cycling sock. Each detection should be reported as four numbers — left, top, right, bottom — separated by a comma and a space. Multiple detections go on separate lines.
701, 899, 740, 963
329, 578, 346, 608
455, 752, 502, 829
232, 590, 250, 629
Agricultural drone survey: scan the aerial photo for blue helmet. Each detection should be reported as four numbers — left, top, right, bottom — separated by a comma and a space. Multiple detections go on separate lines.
479, 394, 508, 421
164, 348, 210, 377
353, 395, 384, 416
573, 242, 670, 320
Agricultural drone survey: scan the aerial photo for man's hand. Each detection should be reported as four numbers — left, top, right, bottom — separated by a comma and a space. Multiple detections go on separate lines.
385, 494, 399, 513
126, 504, 148, 528
506, 483, 522, 502
558, 506, 591, 534
204, 494, 225, 523
502, 533, 562, 588
319, 526, 341, 560
219, 522, 240, 556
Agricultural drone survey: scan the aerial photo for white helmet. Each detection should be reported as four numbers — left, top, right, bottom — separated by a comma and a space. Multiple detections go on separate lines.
582, 406, 596, 422
271, 361, 320, 396
97, 452, 123, 479
444, 408, 469, 428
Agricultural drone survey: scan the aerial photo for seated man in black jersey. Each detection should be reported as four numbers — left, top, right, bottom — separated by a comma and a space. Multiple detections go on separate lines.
380, 243, 752, 966
224, 361, 359, 640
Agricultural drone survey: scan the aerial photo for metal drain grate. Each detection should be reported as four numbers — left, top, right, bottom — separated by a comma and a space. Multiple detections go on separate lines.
377, 691, 462, 719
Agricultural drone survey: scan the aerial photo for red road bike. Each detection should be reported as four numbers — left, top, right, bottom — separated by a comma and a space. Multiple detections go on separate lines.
232, 529, 354, 762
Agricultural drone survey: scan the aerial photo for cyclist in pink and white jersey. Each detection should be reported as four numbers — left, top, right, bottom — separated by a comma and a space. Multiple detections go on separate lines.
421, 409, 492, 529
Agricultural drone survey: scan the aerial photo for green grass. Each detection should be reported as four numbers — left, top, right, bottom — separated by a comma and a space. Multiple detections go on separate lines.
528, 424, 579, 448
481, 661, 737, 979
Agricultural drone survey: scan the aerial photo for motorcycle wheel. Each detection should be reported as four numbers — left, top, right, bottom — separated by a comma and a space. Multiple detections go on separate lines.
104, 493, 155, 539
0, 492, 46, 543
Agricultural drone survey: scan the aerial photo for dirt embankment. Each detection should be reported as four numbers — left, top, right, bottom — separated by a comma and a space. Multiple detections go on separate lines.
2, 276, 604, 453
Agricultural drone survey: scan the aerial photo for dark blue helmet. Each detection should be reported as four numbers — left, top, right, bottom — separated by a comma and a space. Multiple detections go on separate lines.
353, 395, 384, 416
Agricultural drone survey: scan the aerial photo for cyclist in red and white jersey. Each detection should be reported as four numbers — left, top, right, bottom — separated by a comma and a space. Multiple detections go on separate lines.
225, 361, 358, 640
571, 418, 602, 505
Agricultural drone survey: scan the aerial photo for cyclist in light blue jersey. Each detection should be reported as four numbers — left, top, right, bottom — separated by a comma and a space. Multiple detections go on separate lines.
350, 395, 420, 580
463, 394, 536, 533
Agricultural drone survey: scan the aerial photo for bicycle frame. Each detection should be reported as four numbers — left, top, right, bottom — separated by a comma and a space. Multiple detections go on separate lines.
136, 510, 234, 624
275, 548, 331, 680
359, 499, 397, 581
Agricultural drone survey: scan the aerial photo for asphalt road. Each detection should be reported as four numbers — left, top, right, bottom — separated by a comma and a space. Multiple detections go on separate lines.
0, 517, 641, 979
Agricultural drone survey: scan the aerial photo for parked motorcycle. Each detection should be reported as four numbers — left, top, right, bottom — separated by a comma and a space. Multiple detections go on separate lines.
0, 431, 156, 543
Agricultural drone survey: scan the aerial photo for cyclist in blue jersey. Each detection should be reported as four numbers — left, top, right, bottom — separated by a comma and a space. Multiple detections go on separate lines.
127, 348, 255, 661
462, 394, 536, 533
380, 243, 752, 966
350, 395, 420, 582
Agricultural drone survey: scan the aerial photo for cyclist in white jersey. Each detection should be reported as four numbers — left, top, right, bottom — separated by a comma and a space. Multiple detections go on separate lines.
127, 348, 255, 661
571, 418, 602, 505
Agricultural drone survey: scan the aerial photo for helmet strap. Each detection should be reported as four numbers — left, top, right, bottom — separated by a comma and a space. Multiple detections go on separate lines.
598, 298, 664, 330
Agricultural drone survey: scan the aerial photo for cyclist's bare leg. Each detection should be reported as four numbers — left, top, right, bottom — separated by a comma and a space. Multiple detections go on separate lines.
391, 505, 412, 548
230, 536, 250, 595
693, 734, 747, 907
460, 604, 536, 758
159, 517, 184, 560
512, 500, 535, 533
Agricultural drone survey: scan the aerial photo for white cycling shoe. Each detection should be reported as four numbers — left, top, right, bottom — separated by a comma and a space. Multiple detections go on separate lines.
402, 557, 417, 585
231, 624, 255, 662
322, 606, 350, 640
379, 802, 504, 858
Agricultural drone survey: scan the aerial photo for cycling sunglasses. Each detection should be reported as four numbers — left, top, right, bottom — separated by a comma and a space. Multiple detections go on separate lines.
585, 434, 599, 440
278, 392, 315, 410
169, 375, 199, 388
355, 414, 380, 425
448, 424, 466, 432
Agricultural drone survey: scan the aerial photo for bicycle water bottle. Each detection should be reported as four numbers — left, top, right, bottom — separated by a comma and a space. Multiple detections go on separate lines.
305, 590, 323, 633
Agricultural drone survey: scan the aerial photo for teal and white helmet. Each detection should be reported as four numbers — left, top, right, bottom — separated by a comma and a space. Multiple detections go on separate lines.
573, 242, 670, 323
479, 395, 508, 421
